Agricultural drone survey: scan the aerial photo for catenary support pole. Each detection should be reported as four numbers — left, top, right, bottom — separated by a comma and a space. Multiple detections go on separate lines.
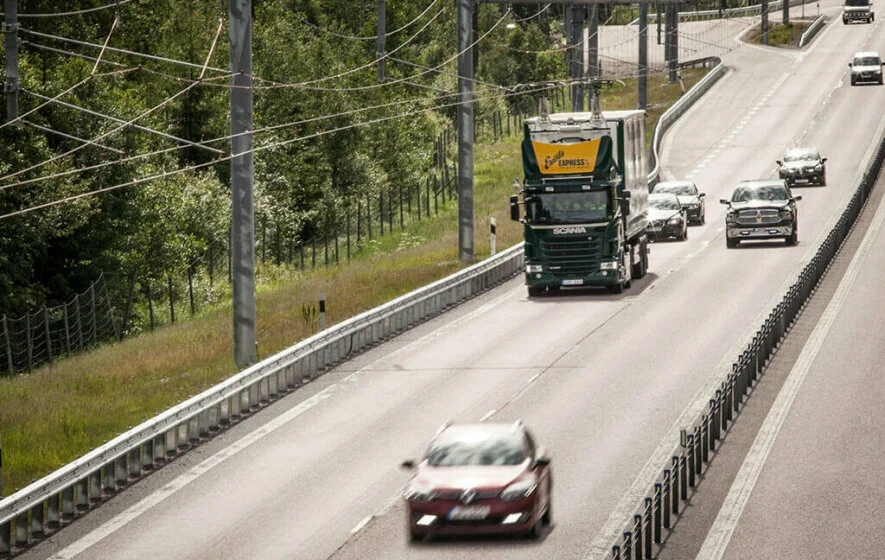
376, 0, 385, 82
4, 0, 18, 122
230, 0, 257, 367
783, 0, 789, 24
761, 0, 769, 45
638, 1, 648, 108
567, 4, 584, 111
587, 4, 599, 81
457, 0, 475, 262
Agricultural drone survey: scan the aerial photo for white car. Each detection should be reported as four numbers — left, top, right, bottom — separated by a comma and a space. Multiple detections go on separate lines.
849, 51, 884, 86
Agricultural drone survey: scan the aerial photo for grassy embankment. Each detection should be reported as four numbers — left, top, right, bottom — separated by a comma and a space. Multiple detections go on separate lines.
749, 21, 813, 47
0, 68, 705, 495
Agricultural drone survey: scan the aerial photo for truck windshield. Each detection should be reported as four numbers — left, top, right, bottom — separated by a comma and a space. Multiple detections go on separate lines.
854, 56, 881, 66
845, 0, 869, 6
527, 190, 610, 224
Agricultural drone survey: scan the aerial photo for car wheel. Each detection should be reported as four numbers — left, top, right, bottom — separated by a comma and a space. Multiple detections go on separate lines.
726, 237, 738, 249
679, 224, 688, 241
701, 211, 706, 225
410, 531, 423, 543
542, 485, 553, 526
819, 170, 826, 186
528, 286, 543, 298
851, 76, 857, 86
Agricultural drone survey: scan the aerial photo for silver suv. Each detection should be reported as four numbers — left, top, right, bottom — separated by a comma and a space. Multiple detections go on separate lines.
849, 51, 884, 85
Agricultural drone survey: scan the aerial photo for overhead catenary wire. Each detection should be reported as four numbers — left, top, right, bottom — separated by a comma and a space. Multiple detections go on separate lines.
298, 0, 443, 41
0, 80, 568, 220
22, 120, 125, 155
0, 0, 140, 18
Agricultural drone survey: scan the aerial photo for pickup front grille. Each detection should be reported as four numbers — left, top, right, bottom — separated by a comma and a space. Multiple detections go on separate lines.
737, 208, 781, 226
540, 235, 602, 277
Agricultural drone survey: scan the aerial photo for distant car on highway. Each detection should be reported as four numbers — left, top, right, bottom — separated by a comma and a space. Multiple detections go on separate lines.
777, 147, 827, 186
720, 180, 802, 248
843, 0, 874, 24
849, 51, 884, 85
401, 421, 552, 541
647, 193, 688, 241
652, 180, 706, 224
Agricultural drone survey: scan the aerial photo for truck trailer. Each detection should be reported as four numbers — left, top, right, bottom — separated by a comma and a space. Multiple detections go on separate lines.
510, 99, 650, 296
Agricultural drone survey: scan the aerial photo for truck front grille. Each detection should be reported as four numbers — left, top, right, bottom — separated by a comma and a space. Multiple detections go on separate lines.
737, 208, 781, 226
540, 236, 602, 277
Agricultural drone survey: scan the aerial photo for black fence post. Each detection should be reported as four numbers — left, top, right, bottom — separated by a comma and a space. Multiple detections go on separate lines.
167, 275, 175, 324
145, 282, 155, 332
300, 244, 305, 269
44, 308, 53, 364
25, 312, 32, 372
379, 192, 385, 236
188, 267, 195, 316
399, 183, 404, 229
347, 211, 352, 260
366, 195, 373, 240
312, 240, 317, 268
417, 183, 422, 220
388, 188, 394, 231
62, 304, 71, 356
425, 179, 431, 216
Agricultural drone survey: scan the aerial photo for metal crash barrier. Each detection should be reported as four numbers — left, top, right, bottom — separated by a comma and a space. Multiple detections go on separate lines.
608, 121, 885, 560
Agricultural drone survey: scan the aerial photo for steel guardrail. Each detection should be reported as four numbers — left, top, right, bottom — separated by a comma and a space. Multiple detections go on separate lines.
0, 52, 732, 557
629, 0, 818, 24
648, 57, 726, 188
606, 109, 885, 560
0, 243, 526, 555
799, 14, 826, 47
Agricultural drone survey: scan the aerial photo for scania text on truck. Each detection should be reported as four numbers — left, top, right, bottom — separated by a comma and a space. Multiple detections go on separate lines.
509, 96, 650, 297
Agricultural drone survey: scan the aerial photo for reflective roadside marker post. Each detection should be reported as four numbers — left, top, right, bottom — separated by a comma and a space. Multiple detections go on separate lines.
490, 218, 497, 256
319, 292, 326, 331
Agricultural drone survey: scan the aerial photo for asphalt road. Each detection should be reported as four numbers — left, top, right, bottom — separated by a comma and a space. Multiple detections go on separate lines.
19, 4, 885, 560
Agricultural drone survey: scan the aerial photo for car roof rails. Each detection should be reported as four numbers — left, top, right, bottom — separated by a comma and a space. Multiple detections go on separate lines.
434, 421, 453, 436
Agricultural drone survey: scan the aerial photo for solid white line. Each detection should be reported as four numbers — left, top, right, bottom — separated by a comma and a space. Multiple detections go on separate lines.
350, 515, 372, 534
696, 167, 885, 560
480, 409, 497, 422
48, 388, 338, 560
49, 281, 525, 559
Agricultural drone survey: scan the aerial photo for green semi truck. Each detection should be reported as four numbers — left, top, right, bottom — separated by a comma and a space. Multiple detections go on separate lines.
509, 99, 650, 297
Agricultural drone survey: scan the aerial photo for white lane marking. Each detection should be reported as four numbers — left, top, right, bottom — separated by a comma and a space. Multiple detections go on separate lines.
350, 515, 372, 535
48, 388, 338, 560
696, 150, 885, 560
49, 281, 525, 559
480, 409, 497, 422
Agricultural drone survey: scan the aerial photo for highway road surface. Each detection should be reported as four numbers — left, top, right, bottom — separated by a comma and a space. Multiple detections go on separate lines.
19, 3, 885, 559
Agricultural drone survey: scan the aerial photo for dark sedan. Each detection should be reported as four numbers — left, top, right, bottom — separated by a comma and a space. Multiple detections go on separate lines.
777, 147, 826, 186
647, 193, 688, 241
402, 421, 552, 541
652, 180, 706, 224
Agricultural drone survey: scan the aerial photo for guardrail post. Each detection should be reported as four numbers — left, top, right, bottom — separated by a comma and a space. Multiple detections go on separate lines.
47, 493, 60, 528
623, 531, 632, 559
633, 514, 643, 560
663, 470, 672, 528
30, 503, 44, 538
653, 487, 662, 543
128, 447, 142, 478
61, 486, 74, 521
75, 478, 88, 511
0, 519, 10, 555
14, 512, 27, 548
89, 470, 102, 503
687, 435, 696, 487
142, 440, 154, 471
672, 456, 681, 512
644, 501, 652, 558
613, 544, 621, 560
102, 462, 116, 495
701, 417, 710, 463
114, 455, 128, 486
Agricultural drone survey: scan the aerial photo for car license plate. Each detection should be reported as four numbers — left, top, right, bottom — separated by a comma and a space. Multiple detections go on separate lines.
562, 279, 583, 286
448, 506, 490, 520
794, 178, 809, 183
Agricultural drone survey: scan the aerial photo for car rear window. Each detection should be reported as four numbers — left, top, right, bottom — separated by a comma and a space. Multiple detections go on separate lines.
426, 434, 525, 466
784, 149, 818, 162
655, 184, 696, 195
649, 196, 680, 210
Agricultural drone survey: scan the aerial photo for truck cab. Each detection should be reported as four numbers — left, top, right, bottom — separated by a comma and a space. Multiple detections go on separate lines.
510, 101, 649, 297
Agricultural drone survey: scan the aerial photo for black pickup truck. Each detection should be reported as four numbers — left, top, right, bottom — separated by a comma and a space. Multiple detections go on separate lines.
720, 180, 802, 248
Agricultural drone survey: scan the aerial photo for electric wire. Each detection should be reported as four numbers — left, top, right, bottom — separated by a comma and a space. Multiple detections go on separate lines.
0, 80, 566, 220
0, 0, 139, 18
297, 0, 442, 41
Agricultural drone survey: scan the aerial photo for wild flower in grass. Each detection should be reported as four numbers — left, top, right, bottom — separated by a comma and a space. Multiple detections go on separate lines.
397, 233, 426, 252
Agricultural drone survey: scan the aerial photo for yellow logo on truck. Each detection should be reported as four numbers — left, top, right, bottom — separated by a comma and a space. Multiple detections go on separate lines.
531, 139, 601, 174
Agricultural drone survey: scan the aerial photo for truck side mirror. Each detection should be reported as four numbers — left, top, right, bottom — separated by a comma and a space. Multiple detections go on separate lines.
776, 160, 783, 166
720, 199, 730, 205
821, 157, 828, 163
848, 63, 853, 68
699, 192, 706, 198
794, 195, 803, 202
509, 195, 520, 221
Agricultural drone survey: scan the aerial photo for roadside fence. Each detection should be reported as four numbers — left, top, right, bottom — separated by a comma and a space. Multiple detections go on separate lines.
607, 102, 885, 560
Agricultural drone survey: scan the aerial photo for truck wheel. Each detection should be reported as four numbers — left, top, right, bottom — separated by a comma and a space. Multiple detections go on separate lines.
726, 237, 738, 249
607, 283, 624, 295
632, 240, 648, 279
528, 286, 543, 298
786, 230, 798, 246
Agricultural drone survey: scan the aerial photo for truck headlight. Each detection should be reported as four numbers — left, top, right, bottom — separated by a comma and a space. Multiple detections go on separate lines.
526, 265, 542, 273
668, 217, 682, 225
779, 209, 793, 221
600, 261, 619, 270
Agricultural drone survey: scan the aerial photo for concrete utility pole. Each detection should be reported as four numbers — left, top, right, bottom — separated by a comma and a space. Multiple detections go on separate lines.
587, 4, 599, 80
376, 0, 385, 82
566, 4, 584, 111
638, 1, 648, 108
457, 0, 474, 262
761, 0, 769, 45
229, 0, 256, 368
782, 0, 789, 25
3, 0, 18, 122
666, 4, 678, 83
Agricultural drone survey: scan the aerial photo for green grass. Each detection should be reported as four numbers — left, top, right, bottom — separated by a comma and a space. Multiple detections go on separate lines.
749, 21, 812, 47
0, 68, 707, 496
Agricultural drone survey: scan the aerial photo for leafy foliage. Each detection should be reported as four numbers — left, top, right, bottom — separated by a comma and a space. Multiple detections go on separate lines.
0, 0, 568, 320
